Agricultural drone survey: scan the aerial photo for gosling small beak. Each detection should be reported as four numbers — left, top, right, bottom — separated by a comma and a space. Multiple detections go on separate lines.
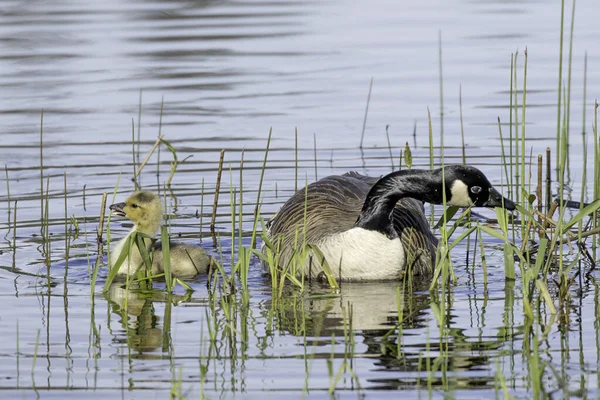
483, 187, 516, 211
109, 202, 127, 217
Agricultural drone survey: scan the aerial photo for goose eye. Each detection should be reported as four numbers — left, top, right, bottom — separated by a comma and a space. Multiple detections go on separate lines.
470, 186, 482, 194
131, 203, 138, 208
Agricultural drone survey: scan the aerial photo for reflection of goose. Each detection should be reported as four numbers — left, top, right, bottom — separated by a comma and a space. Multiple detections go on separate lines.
109, 191, 211, 278
271, 281, 432, 335
266, 165, 515, 281
268, 281, 507, 385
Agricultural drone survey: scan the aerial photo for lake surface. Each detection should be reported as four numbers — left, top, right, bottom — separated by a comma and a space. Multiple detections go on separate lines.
1, 0, 599, 398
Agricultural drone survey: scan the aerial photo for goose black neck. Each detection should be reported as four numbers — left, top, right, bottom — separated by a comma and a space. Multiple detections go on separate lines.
355, 169, 446, 238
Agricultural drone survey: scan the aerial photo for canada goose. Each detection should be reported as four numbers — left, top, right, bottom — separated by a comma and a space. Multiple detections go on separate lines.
264, 281, 431, 335
265, 165, 515, 281
109, 191, 211, 279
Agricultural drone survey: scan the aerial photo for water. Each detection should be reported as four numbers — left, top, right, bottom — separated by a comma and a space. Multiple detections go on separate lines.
1, 0, 599, 397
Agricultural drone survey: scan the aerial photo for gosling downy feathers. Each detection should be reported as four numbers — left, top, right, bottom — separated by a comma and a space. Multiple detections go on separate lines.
265, 165, 515, 281
109, 191, 211, 279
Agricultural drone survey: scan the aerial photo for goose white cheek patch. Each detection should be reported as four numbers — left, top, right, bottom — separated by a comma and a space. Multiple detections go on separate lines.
449, 180, 475, 207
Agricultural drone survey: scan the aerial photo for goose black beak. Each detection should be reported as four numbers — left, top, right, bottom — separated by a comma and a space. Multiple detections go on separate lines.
109, 202, 127, 217
483, 187, 516, 211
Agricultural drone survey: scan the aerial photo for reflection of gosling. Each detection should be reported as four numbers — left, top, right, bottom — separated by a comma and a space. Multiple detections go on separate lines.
109, 191, 211, 279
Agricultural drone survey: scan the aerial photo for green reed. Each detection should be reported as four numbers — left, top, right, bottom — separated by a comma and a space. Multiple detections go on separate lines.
238, 150, 244, 259
508, 53, 514, 198
520, 48, 528, 216
579, 134, 588, 242
438, 30, 444, 140
385, 125, 394, 170
427, 107, 434, 170
396, 286, 404, 357
235, 257, 251, 310
210, 150, 224, 244
229, 168, 237, 270
137, 89, 143, 165
513, 51, 521, 204
326, 303, 362, 395
15, 321, 20, 388
236, 155, 251, 302
198, 317, 210, 399
97, 186, 118, 292
430, 112, 456, 291
497, 117, 510, 196
398, 146, 403, 170
494, 360, 510, 399
313, 133, 318, 181
169, 366, 185, 399
131, 119, 137, 188
12, 200, 17, 270
63, 172, 70, 298
44, 176, 51, 271
200, 177, 205, 239
566, 0, 576, 138
474, 227, 488, 287
163, 293, 174, 353
4, 165, 10, 236
295, 128, 299, 191
102, 230, 147, 293
39, 111, 44, 235
161, 225, 173, 291
31, 328, 40, 382
359, 77, 373, 149
594, 102, 599, 258
556, 0, 566, 163
542, 0, 585, 285
459, 85, 466, 165
255, 217, 281, 293
250, 128, 272, 250
578, 54, 588, 245
156, 96, 164, 178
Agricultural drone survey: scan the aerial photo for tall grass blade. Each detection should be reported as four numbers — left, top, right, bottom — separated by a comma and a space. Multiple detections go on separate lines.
562, 198, 600, 231
438, 30, 444, 139
556, 0, 565, 166
251, 128, 272, 249
359, 77, 373, 149
161, 226, 173, 291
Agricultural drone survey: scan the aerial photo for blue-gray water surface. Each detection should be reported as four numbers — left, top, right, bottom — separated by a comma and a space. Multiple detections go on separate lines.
1, 0, 599, 398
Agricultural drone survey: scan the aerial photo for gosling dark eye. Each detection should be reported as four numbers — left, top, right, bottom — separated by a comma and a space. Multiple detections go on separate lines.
131, 203, 138, 208
470, 186, 482, 194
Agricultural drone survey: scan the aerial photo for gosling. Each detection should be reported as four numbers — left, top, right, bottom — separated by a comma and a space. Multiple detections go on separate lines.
109, 191, 211, 279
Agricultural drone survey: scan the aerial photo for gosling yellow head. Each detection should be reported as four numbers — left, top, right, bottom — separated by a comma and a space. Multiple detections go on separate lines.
109, 191, 163, 236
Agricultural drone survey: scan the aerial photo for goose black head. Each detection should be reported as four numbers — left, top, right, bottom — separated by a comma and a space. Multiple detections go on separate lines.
443, 165, 516, 210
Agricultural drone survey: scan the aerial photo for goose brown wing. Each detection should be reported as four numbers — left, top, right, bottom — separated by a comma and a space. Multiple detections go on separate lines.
268, 175, 370, 247
341, 171, 380, 185
391, 198, 437, 275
